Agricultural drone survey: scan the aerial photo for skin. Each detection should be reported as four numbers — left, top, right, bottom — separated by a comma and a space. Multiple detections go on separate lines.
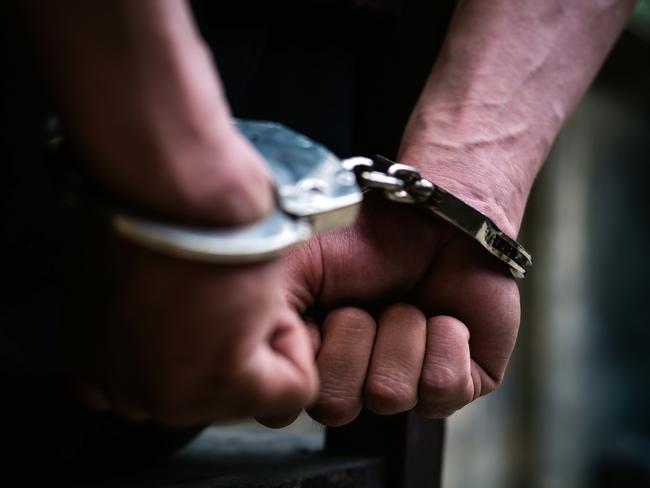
280, 0, 638, 426
18, 0, 318, 425
15, 0, 637, 426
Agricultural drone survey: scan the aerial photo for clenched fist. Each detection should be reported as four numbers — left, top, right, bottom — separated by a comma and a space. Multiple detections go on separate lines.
283, 189, 520, 426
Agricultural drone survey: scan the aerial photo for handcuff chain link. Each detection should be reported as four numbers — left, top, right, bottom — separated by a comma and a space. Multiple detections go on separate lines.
355, 160, 435, 205
346, 156, 532, 279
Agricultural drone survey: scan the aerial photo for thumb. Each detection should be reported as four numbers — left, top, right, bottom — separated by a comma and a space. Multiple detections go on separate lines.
242, 308, 319, 421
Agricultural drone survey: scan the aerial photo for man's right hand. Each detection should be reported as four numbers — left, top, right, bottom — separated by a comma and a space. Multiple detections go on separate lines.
67, 226, 318, 427
20, 0, 319, 426
60, 70, 319, 427
61, 93, 318, 427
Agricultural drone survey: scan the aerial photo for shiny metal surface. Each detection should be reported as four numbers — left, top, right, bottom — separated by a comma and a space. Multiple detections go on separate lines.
113, 208, 311, 264
237, 120, 363, 232
349, 155, 533, 279
111, 120, 363, 263
108, 120, 531, 275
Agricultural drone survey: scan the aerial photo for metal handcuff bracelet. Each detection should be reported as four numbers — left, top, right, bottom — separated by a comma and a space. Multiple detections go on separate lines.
108, 120, 532, 279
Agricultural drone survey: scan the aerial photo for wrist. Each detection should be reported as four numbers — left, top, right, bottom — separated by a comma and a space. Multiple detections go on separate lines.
398, 108, 542, 237
68, 45, 273, 226
84, 119, 274, 227
37, 0, 273, 227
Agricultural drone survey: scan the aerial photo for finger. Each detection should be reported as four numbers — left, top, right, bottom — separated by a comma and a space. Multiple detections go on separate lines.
256, 318, 322, 428
241, 308, 319, 422
416, 315, 474, 418
255, 411, 302, 429
136, 307, 317, 428
307, 307, 376, 427
256, 318, 321, 428
365, 303, 426, 415
253, 313, 320, 428
424, 237, 521, 397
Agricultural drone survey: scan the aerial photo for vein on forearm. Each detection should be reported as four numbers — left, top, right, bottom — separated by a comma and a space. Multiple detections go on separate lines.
402, 0, 637, 231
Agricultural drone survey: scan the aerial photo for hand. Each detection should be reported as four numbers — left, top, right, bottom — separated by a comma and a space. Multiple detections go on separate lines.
280, 0, 635, 427
283, 176, 520, 426
37, 1, 317, 426
64, 129, 318, 428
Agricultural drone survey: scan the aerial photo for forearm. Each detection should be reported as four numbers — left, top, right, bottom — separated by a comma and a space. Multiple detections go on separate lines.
400, 0, 636, 236
19, 0, 269, 224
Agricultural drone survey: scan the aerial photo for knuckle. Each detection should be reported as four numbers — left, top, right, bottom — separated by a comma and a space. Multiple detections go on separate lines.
420, 365, 463, 398
308, 389, 361, 427
365, 372, 416, 414
416, 366, 474, 418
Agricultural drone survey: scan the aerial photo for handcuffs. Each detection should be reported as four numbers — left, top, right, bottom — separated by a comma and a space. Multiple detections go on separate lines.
94, 120, 532, 278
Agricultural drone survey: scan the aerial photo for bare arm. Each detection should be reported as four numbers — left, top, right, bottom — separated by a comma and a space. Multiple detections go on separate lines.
400, 0, 637, 236
13, 0, 317, 425
284, 0, 640, 427
20, 0, 271, 224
